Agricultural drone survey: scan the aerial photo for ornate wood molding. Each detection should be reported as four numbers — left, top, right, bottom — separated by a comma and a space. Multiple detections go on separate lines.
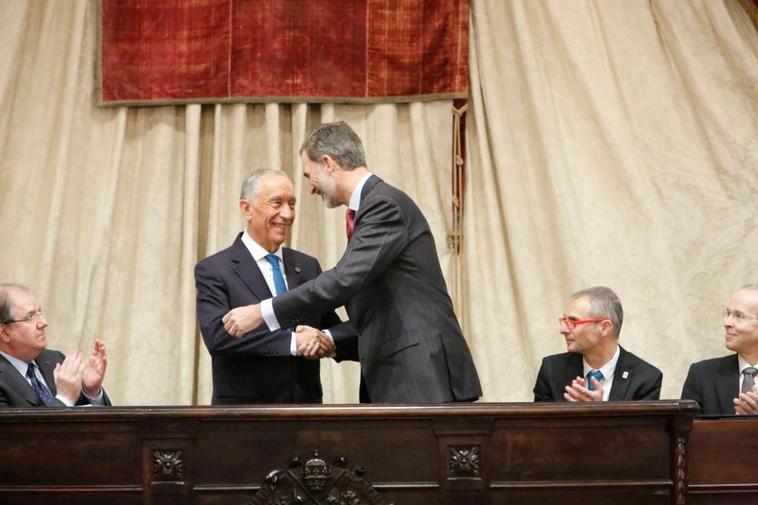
152, 449, 184, 482
246, 450, 391, 505
448, 446, 481, 479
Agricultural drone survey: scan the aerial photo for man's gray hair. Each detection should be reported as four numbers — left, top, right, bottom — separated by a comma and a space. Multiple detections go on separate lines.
240, 169, 289, 200
0, 283, 30, 324
299, 121, 367, 170
570, 286, 623, 337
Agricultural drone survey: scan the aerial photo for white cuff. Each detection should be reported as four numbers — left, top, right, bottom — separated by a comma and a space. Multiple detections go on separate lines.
323, 329, 336, 358
261, 298, 281, 331
290, 332, 297, 356
82, 388, 106, 405
55, 394, 75, 407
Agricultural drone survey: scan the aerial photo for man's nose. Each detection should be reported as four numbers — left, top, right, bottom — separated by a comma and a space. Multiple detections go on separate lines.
281, 204, 294, 220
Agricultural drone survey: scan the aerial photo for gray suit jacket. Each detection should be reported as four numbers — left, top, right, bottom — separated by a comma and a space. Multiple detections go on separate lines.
0, 349, 111, 407
681, 354, 739, 416
272, 176, 482, 403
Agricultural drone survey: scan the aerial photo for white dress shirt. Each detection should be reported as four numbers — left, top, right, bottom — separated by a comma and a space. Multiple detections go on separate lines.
240, 231, 301, 355
583, 345, 621, 401
261, 173, 373, 332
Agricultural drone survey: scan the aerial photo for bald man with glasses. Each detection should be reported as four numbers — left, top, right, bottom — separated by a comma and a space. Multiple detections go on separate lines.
681, 285, 758, 416
533, 286, 662, 402
0, 283, 109, 407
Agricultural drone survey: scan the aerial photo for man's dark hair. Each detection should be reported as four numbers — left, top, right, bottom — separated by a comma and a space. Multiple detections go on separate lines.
0, 284, 29, 324
299, 121, 367, 170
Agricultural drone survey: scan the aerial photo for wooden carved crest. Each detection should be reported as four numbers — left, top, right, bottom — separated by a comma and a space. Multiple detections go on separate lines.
244, 450, 391, 505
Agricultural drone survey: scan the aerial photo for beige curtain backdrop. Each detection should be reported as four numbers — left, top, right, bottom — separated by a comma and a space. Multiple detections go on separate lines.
466, 0, 757, 401
0, 0, 756, 405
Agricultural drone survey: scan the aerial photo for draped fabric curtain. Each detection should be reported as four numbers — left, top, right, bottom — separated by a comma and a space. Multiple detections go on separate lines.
0, 0, 756, 405
0, 0, 455, 404
465, 0, 758, 400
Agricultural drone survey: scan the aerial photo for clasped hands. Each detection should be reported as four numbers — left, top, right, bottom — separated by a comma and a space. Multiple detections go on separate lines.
53, 339, 107, 404
222, 304, 334, 359
564, 376, 603, 402
734, 387, 758, 415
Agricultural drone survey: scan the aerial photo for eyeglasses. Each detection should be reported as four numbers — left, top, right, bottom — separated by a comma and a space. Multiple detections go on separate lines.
559, 315, 606, 329
723, 308, 758, 323
2, 308, 45, 325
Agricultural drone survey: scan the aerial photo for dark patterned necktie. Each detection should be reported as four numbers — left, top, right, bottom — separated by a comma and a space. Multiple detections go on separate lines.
346, 208, 356, 240
586, 370, 604, 391
26, 362, 55, 406
742, 367, 757, 393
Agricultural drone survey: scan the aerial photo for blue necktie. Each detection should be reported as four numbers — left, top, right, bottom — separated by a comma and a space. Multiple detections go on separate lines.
264, 254, 288, 296
26, 362, 55, 406
586, 370, 604, 391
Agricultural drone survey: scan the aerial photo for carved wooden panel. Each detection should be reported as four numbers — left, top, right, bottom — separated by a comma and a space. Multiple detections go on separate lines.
246, 450, 390, 505
152, 449, 184, 482
447, 446, 480, 478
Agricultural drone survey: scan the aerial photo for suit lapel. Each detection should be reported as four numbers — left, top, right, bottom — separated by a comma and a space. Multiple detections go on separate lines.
716, 354, 739, 414
230, 234, 274, 301
609, 346, 631, 401
563, 353, 583, 393
282, 248, 303, 291
0, 355, 41, 406
356, 176, 382, 220
36, 352, 59, 396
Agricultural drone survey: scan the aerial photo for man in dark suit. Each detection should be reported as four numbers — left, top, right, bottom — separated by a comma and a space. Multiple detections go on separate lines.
195, 169, 356, 405
681, 285, 758, 415
0, 284, 109, 407
221, 122, 481, 403
534, 286, 661, 402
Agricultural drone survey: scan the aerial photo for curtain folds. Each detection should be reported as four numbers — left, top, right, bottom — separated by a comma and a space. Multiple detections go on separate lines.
465, 0, 757, 400
0, 0, 756, 404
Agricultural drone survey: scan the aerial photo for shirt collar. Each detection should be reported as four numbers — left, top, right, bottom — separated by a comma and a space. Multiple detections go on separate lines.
583, 344, 621, 379
241, 230, 283, 262
0, 350, 32, 377
348, 173, 373, 212
738, 354, 757, 373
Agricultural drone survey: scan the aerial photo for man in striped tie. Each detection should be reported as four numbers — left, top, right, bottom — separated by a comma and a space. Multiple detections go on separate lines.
682, 284, 758, 415
0, 284, 109, 407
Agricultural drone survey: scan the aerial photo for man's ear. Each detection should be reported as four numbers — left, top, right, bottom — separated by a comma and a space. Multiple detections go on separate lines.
239, 199, 253, 220
600, 319, 614, 338
321, 155, 336, 174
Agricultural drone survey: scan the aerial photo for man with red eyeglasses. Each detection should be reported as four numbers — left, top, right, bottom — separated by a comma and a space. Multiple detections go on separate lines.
681, 285, 758, 416
533, 286, 662, 402
0, 283, 109, 407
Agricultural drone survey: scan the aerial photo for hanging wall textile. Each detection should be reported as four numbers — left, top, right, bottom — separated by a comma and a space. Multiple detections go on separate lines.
99, 0, 470, 106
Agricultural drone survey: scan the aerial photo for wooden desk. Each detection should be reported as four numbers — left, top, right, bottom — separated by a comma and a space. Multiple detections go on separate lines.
0, 402, 698, 505
688, 417, 758, 505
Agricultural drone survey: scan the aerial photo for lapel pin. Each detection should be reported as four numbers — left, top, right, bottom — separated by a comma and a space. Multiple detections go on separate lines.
622, 371, 629, 379
294, 266, 301, 273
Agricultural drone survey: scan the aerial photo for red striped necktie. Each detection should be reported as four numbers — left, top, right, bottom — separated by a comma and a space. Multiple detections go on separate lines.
346, 208, 356, 240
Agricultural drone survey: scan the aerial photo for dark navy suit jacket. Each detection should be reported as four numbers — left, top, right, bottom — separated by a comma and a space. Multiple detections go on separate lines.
195, 234, 356, 404
533, 346, 662, 402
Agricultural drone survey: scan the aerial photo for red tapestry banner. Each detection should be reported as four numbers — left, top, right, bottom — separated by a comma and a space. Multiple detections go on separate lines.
99, 0, 470, 106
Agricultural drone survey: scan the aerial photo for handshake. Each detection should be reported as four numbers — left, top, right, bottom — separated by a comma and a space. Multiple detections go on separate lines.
222, 304, 334, 359
293, 325, 335, 359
